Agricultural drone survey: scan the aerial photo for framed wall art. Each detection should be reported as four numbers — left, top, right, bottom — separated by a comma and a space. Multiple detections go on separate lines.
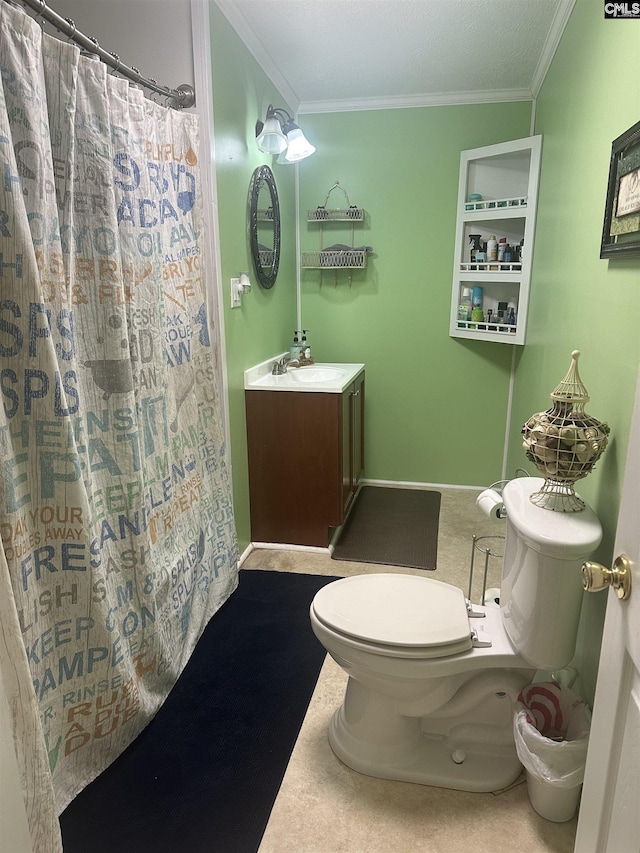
601, 120, 640, 259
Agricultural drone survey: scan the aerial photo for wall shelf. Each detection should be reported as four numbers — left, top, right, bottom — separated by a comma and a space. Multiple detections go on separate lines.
301, 249, 368, 269
307, 207, 365, 222
303, 181, 371, 282
449, 136, 542, 346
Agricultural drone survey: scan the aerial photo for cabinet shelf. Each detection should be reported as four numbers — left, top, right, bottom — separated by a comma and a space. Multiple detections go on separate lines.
463, 196, 527, 212
456, 320, 518, 335
459, 262, 522, 273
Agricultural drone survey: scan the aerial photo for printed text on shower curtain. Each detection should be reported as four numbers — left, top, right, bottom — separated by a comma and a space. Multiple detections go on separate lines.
0, 2, 238, 822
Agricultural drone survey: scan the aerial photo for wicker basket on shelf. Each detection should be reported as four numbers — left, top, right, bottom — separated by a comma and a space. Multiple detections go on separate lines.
521, 350, 609, 512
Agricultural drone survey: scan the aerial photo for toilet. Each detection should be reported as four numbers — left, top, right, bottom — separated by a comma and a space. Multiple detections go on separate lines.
310, 477, 602, 792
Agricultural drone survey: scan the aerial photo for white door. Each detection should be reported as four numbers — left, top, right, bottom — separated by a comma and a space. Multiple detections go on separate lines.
574, 364, 640, 853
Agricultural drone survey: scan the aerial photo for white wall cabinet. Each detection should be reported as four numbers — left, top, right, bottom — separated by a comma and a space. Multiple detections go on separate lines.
449, 135, 542, 346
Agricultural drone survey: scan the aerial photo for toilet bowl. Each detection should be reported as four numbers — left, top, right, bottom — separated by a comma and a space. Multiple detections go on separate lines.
310, 477, 602, 792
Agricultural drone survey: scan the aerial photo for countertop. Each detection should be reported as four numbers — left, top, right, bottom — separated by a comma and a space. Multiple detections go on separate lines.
244, 355, 365, 393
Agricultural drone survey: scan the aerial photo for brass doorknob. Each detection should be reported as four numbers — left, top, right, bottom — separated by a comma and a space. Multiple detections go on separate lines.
581, 554, 632, 600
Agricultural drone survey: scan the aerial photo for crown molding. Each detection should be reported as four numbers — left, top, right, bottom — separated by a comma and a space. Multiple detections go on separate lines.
214, 0, 572, 117
530, 0, 576, 97
213, 0, 300, 112
298, 89, 534, 116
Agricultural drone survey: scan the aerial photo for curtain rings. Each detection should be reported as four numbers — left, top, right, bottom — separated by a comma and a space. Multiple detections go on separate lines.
110, 53, 122, 76
35, 0, 47, 29
64, 18, 76, 42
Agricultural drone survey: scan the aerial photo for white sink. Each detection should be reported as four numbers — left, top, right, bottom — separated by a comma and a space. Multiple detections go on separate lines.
244, 359, 364, 393
289, 366, 348, 383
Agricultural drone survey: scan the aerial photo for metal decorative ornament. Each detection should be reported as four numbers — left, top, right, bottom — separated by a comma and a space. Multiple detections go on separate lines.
521, 351, 610, 511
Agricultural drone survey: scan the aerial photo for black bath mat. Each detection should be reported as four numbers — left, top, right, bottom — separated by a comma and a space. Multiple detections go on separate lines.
332, 486, 441, 570
60, 569, 337, 853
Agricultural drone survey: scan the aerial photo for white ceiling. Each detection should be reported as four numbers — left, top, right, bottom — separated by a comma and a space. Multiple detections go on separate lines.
215, 0, 575, 114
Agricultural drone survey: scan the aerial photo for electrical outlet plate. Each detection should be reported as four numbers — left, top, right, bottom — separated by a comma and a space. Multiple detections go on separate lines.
230, 277, 241, 308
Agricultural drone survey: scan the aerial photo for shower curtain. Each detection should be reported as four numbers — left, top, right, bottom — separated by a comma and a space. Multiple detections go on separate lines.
0, 4, 238, 850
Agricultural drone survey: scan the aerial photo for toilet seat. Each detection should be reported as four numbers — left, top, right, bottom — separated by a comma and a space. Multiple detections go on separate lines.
311, 574, 473, 659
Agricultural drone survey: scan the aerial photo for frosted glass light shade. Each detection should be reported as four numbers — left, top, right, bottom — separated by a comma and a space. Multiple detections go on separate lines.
256, 117, 287, 154
283, 126, 316, 162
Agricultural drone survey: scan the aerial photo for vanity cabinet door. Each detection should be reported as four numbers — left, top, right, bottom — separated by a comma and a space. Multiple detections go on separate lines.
246, 390, 343, 547
342, 373, 365, 515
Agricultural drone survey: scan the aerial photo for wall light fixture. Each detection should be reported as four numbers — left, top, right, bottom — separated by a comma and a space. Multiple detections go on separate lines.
256, 105, 316, 163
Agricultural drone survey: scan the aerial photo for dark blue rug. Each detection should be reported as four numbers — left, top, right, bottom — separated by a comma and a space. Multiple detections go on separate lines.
60, 569, 337, 853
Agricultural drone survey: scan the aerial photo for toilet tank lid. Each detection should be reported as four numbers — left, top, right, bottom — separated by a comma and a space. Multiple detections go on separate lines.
312, 573, 471, 649
502, 477, 602, 558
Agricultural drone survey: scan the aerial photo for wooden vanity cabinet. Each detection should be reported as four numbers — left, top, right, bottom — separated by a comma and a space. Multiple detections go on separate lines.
245, 372, 365, 547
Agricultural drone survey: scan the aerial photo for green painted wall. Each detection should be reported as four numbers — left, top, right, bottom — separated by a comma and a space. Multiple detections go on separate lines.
209, 4, 297, 550
505, 1, 640, 701
298, 104, 532, 486
211, 4, 639, 690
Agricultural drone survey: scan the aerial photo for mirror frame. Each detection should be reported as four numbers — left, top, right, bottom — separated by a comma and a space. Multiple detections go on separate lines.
248, 165, 281, 289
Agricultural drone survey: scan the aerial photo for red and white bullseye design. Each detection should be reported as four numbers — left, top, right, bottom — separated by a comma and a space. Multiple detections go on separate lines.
518, 683, 566, 739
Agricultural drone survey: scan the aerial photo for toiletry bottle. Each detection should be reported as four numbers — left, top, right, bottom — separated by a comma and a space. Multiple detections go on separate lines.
471, 306, 484, 324
301, 330, 311, 360
458, 288, 472, 324
487, 235, 498, 262
472, 286, 483, 310
507, 306, 517, 325
468, 234, 481, 265
290, 331, 302, 359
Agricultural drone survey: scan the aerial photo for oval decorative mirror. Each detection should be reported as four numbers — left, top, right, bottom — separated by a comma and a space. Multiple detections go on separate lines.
248, 165, 281, 289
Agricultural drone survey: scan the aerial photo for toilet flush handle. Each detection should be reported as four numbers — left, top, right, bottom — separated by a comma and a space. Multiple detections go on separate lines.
581, 554, 632, 601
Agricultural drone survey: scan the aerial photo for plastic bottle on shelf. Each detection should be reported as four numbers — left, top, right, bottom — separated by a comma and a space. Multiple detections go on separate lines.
507, 306, 517, 325
487, 235, 498, 262
458, 288, 472, 324
472, 286, 483, 309
471, 306, 485, 324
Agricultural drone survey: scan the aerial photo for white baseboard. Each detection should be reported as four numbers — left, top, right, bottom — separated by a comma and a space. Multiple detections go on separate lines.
361, 478, 486, 492
239, 540, 333, 566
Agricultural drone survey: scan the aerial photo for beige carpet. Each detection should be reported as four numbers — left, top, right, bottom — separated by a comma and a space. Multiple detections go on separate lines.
242, 486, 578, 853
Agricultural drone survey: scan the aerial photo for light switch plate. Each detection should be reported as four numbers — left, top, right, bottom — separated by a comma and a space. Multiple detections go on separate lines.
230, 277, 241, 308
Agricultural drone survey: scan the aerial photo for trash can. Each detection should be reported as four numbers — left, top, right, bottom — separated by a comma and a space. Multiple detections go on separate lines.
513, 682, 591, 822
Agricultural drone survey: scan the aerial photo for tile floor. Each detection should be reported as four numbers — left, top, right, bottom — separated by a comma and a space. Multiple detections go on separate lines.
241, 486, 578, 853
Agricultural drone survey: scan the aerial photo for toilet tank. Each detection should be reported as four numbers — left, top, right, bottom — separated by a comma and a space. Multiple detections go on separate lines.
500, 477, 602, 670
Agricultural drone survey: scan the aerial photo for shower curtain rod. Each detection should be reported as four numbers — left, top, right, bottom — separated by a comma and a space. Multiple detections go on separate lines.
12, 0, 196, 109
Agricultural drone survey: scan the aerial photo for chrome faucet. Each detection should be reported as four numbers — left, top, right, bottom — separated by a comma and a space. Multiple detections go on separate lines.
271, 356, 300, 375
